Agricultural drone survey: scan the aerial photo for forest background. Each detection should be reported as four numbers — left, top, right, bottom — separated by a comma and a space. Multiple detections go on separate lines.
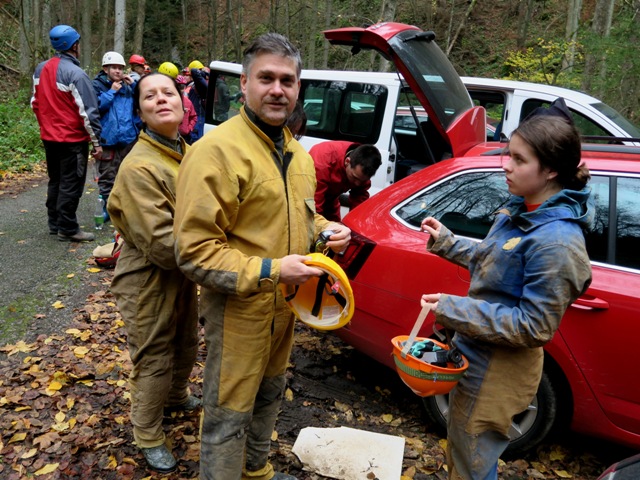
1, 0, 639, 176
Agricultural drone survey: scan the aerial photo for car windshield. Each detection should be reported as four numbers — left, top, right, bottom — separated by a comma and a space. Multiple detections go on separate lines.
388, 31, 472, 130
591, 102, 640, 137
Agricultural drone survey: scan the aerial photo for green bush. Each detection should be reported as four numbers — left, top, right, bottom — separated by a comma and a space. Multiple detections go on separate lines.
0, 92, 43, 177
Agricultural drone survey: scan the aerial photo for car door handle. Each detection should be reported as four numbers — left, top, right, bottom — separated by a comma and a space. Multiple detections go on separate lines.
571, 295, 609, 310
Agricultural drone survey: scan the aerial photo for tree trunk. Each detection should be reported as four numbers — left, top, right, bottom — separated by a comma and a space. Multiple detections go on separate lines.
321, 0, 332, 68
80, 0, 93, 70
582, 0, 614, 94
99, 0, 112, 54
210, 0, 218, 60
133, 0, 147, 57
377, 0, 397, 71
19, 0, 33, 75
516, 0, 535, 49
563, 0, 582, 72
307, 0, 318, 68
446, 0, 477, 56
114, 0, 126, 53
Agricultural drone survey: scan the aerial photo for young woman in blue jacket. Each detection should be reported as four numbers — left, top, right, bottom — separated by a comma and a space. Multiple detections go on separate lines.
420, 107, 594, 479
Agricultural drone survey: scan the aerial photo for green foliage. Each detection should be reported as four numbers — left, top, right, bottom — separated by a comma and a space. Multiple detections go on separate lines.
503, 38, 583, 89
0, 92, 43, 177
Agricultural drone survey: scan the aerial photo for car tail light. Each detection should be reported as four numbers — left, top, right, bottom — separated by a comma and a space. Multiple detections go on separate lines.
333, 231, 376, 279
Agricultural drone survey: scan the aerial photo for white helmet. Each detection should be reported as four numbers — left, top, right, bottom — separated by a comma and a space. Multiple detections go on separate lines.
102, 51, 126, 67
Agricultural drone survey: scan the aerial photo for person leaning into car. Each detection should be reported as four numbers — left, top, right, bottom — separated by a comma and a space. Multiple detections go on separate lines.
419, 100, 593, 480
309, 141, 382, 222
174, 33, 350, 480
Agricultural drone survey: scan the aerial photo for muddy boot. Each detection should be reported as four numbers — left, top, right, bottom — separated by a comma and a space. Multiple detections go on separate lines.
141, 444, 177, 473
164, 395, 202, 415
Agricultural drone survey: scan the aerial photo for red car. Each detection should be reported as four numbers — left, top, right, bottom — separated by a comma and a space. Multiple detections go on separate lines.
321, 23, 640, 453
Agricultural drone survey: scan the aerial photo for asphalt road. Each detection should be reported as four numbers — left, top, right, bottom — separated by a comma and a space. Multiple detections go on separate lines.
0, 170, 115, 344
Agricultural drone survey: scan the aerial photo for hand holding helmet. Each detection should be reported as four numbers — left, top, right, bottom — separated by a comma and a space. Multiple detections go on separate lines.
279, 254, 323, 285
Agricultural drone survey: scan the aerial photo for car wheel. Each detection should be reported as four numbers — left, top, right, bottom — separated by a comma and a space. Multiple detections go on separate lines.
422, 371, 557, 455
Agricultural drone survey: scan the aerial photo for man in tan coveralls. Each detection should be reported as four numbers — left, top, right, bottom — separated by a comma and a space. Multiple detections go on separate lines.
174, 33, 351, 480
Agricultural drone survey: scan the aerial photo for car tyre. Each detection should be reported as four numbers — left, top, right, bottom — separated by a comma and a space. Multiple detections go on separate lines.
422, 371, 557, 455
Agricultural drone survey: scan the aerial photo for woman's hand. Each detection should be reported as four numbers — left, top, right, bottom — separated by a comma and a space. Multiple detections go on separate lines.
420, 293, 441, 310
421, 216, 443, 242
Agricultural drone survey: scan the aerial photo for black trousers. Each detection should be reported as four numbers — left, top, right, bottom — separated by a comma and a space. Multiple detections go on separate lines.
43, 140, 88, 235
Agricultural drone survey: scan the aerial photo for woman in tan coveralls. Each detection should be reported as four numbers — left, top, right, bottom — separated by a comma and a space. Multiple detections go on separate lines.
107, 73, 199, 474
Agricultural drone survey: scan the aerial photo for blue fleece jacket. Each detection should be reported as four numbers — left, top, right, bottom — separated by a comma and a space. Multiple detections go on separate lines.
93, 71, 139, 148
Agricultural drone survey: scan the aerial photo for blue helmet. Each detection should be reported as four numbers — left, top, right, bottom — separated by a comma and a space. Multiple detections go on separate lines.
49, 25, 80, 51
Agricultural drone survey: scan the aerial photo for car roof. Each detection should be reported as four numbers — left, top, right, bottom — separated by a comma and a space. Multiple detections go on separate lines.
461, 76, 602, 106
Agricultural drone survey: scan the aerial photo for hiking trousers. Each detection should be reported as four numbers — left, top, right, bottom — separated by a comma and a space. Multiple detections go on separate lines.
111, 250, 199, 448
43, 140, 88, 235
199, 288, 294, 480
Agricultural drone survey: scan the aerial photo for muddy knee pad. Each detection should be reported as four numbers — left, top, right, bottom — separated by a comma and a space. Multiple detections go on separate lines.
245, 375, 286, 471
200, 404, 252, 480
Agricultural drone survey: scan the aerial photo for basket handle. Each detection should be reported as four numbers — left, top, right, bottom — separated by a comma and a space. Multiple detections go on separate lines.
401, 304, 432, 358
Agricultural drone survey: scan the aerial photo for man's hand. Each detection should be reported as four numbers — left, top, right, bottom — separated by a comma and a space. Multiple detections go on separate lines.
279, 254, 323, 285
325, 223, 351, 253
92, 146, 103, 160
421, 216, 443, 241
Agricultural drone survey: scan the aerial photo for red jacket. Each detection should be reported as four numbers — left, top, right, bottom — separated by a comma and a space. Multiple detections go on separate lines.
179, 94, 198, 137
31, 53, 101, 147
309, 141, 370, 222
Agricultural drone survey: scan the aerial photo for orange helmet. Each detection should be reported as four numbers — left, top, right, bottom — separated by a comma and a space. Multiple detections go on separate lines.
391, 336, 468, 397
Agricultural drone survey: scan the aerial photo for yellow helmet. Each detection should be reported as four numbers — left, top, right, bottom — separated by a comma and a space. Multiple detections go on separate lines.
158, 61, 179, 78
281, 253, 354, 330
188, 60, 205, 70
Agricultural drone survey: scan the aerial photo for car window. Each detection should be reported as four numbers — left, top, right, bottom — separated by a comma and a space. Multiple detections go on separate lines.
393, 170, 510, 238
395, 169, 640, 271
206, 72, 243, 125
587, 175, 640, 270
300, 81, 388, 144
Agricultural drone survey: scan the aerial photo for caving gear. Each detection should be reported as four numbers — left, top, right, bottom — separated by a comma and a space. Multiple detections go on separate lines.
102, 51, 126, 67
188, 59, 204, 70
282, 252, 354, 330
129, 54, 146, 66
391, 304, 468, 397
158, 62, 179, 78
49, 25, 80, 51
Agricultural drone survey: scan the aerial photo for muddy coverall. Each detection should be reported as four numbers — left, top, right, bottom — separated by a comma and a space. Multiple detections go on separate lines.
174, 107, 331, 480
428, 188, 593, 479
108, 131, 199, 448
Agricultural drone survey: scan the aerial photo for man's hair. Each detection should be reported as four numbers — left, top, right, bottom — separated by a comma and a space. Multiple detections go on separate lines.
347, 144, 382, 178
242, 33, 302, 78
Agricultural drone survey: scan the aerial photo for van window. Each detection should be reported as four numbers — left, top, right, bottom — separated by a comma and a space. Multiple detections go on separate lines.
300, 80, 388, 144
206, 73, 243, 125
520, 99, 614, 142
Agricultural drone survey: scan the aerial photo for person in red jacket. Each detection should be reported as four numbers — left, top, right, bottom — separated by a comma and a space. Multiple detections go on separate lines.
309, 141, 381, 222
31, 24, 102, 242
176, 75, 198, 141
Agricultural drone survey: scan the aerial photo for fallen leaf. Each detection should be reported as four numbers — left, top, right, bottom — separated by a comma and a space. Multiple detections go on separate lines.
52, 301, 65, 309
34, 463, 60, 475
87, 268, 101, 273
8, 432, 27, 444
67, 273, 75, 278
381, 413, 393, 423
553, 470, 573, 478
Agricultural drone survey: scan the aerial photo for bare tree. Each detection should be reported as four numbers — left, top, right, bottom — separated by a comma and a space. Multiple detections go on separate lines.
133, 0, 147, 57
446, 0, 476, 56
516, 0, 535, 49
114, 0, 125, 53
19, 0, 33, 75
563, 0, 582, 72
80, 0, 93, 70
306, 0, 319, 68
377, 0, 397, 71
321, 0, 332, 68
582, 0, 614, 95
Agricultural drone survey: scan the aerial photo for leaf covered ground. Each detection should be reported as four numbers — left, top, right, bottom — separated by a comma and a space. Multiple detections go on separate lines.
0, 172, 625, 480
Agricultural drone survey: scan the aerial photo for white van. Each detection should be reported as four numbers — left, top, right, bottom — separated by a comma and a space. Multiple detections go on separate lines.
206, 62, 640, 197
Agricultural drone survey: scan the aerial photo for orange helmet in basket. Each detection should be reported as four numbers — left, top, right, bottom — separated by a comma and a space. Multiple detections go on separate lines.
391, 336, 468, 397
281, 253, 354, 331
